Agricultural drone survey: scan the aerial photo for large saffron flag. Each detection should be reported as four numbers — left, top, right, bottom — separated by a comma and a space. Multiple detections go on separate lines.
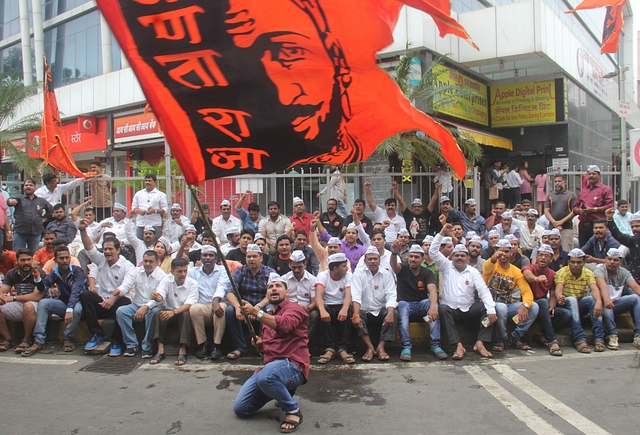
97, 0, 477, 185
40, 57, 90, 178
567, 0, 627, 54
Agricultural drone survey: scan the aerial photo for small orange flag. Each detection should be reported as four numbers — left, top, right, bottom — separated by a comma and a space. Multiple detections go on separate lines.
40, 56, 91, 178
566, 0, 627, 54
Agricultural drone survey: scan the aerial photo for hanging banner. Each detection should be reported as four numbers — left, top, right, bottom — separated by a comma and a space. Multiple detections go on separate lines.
433, 64, 488, 126
95, 0, 478, 185
490, 80, 557, 127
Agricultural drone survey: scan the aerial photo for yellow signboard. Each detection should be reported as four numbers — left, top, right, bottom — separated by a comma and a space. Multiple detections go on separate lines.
490, 80, 556, 127
433, 65, 489, 126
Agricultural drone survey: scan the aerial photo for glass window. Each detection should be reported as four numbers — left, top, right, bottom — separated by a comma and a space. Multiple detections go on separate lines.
0, 42, 23, 76
44, 10, 102, 86
44, 0, 93, 21
0, 0, 21, 39
111, 33, 122, 71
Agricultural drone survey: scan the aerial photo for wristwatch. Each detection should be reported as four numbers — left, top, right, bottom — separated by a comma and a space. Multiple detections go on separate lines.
256, 310, 265, 321
523, 302, 530, 309
12, 296, 16, 302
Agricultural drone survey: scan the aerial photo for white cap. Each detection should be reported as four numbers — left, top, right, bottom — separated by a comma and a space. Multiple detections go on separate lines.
293, 196, 304, 205
488, 230, 499, 237
526, 208, 539, 216
630, 213, 640, 223
201, 245, 217, 254
606, 248, 623, 258
496, 239, 512, 249
268, 272, 286, 285
465, 198, 477, 205
327, 237, 341, 245
347, 223, 357, 229
365, 246, 379, 256
144, 225, 156, 233
549, 229, 561, 237
409, 245, 424, 254
538, 244, 554, 255
157, 236, 171, 253
185, 224, 197, 232
587, 165, 601, 173
220, 199, 231, 207
254, 233, 265, 241
290, 250, 306, 262
440, 196, 451, 204
501, 211, 513, 219
225, 226, 240, 235
452, 244, 468, 253
398, 229, 410, 237
469, 236, 483, 245
568, 248, 586, 258
113, 203, 127, 212
411, 198, 423, 206
504, 234, 518, 241
327, 253, 348, 264
170, 203, 182, 210
246, 244, 262, 253
441, 236, 453, 245
422, 235, 434, 244
542, 230, 552, 236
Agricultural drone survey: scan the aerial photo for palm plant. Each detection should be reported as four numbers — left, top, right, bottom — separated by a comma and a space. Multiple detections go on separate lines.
0, 73, 42, 176
376, 51, 483, 172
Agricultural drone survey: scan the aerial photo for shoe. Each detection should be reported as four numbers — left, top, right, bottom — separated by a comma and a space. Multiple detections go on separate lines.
195, 343, 209, 359
123, 346, 137, 357
141, 349, 153, 359
399, 348, 411, 361
634, 334, 640, 349
432, 347, 448, 360
84, 334, 105, 351
210, 346, 223, 360
606, 335, 619, 350
109, 342, 122, 357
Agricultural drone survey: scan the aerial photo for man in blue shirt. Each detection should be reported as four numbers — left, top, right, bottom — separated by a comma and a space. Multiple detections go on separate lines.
235, 190, 262, 233
581, 218, 620, 269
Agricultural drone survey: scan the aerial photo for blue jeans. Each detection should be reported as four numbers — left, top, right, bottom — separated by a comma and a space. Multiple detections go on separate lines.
397, 300, 440, 349
234, 359, 305, 416
13, 233, 41, 254
563, 296, 605, 342
603, 294, 640, 336
337, 200, 348, 218
495, 301, 539, 342
534, 298, 572, 342
33, 299, 83, 345
225, 304, 262, 353
116, 303, 163, 352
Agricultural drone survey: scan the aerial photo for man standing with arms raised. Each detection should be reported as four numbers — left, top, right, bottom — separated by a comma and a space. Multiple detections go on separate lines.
364, 181, 405, 243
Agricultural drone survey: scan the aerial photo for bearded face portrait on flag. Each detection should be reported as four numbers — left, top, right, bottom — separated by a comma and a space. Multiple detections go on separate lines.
97, 0, 477, 185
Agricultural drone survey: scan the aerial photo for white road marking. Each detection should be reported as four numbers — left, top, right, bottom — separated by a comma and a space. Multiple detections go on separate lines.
493, 364, 612, 435
463, 365, 563, 435
0, 356, 77, 365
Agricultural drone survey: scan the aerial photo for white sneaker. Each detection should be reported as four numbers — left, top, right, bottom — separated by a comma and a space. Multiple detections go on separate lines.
606, 335, 619, 350
633, 334, 640, 349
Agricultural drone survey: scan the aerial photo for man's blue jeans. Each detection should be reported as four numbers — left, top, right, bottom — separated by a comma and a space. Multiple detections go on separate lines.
234, 359, 305, 416
33, 299, 83, 345
495, 302, 539, 342
337, 200, 348, 218
534, 298, 572, 342
12, 233, 41, 254
563, 296, 605, 343
397, 300, 441, 349
603, 294, 640, 336
116, 304, 163, 352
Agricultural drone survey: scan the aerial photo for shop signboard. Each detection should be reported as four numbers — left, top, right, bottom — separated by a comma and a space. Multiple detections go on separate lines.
490, 80, 558, 127
433, 65, 489, 126
114, 112, 163, 143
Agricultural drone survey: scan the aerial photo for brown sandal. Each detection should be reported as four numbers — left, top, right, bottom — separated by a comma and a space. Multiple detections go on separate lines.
492, 341, 505, 352
15, 340, 31, 353
317, 349, 335, 364
0, 339, 13, 351
510, 339, 532, 351
593, 340, 606, 352
575, 340, 591, 353
549, 341, 563, 357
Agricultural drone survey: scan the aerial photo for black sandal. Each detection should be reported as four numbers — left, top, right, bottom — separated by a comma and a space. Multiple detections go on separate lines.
149, 353, 165, 364
0, 339, 13, 352
21, 343, 44, 357
175, 354, 187, 366
279, 410, 303, 433
15, 340, 31, 353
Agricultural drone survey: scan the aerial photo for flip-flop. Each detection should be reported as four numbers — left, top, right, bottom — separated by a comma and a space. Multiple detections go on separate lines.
473, 345, 493, 358
377, 352, 390, 361
226, 350, 244, 360
149, 353, 166, 364
63, 342, 75, 352
361, 350, 375, 362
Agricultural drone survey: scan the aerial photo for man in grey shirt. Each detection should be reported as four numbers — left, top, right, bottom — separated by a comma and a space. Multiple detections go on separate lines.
544, 174, 576, 252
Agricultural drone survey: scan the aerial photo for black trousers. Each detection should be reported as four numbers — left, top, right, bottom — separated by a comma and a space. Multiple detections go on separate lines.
95, 207, 112, 222
579, 221, 594, 248
80, 291, 131, 342
318, 304, 351, 353
439, 302, 494, 346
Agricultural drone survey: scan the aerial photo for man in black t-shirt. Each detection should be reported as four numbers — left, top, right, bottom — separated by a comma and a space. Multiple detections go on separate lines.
390, 243, 446, 361
392, 181, 440, 243
267, 235, 293, 275
341, 199, 373, 240
320, 198, 345, 238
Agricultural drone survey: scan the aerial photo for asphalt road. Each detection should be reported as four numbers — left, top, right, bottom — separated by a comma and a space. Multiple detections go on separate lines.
1, 344, 639, 435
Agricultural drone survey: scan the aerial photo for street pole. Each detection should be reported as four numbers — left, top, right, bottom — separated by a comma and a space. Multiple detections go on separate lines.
618, 35, 628, 200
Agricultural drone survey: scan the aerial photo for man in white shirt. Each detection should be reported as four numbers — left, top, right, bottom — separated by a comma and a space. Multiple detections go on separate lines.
315, 253, 354, 364
115, 250, 166, 358
131, 174, 168, 239
220, 227, 241, 255
351, 246, 397, 362
35, 173, 86, 207
92, 203, 130, 247
364, 181, 406, 242
212, 199, 242, 245
163, 203, 190, 243
78, 218, 136, 357
150, 258, 199, 366
126, 221, 158, 266
283, 250, 318, 339
188, 246, 228, 360
430, 224, 497, 360
355, 230, 393, 276
505, 165, 524, 208
512, 208, 545, 257
259, 201, 292, 255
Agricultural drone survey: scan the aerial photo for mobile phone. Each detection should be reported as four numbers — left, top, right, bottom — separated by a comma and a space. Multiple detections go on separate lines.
481, 316, 491, 328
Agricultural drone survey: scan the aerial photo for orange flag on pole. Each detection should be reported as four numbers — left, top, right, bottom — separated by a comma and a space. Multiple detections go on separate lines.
40, 57, 90, 178
566, 0, 627, 54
